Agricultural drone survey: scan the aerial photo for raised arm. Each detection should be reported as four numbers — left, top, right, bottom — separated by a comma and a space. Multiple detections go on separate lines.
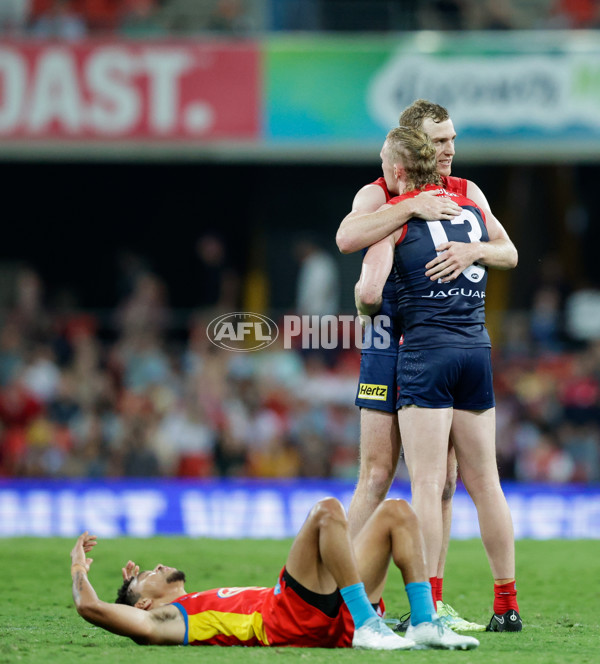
355, 232, 397, 316
70, 533, 178, 646
424, 181, 518, 283
336, 185, 462, 255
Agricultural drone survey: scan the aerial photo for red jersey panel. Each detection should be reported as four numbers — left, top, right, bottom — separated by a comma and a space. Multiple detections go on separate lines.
372, 175, 467, 199
371, 176, 393, 202
441, 175, 468, 196
171, 568, 354, 648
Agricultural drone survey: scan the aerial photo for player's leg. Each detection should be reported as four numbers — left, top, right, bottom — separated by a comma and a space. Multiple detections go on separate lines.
450, 408, 515, 579
354, 499, 479, 651
348, 408, 400, 537
450, 347, 521, 632
285, 497, 357, 594
437, 442, 457, 596
451, 408, 521, 631
353, 498, 428, 601
430, 442, 486, 633
397, 405, 453, 580
285, 497, 414, 650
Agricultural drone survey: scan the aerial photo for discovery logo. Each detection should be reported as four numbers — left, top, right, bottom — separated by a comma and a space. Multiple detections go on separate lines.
207, 312, 279, 352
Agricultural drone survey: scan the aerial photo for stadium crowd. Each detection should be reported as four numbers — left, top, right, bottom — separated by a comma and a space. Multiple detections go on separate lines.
1, 0, 599, 38
0, 263, 598, 484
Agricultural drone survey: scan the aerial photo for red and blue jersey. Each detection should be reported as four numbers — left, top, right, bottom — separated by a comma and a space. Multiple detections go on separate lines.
391, 184, 490, 350
361, 176, 469, 354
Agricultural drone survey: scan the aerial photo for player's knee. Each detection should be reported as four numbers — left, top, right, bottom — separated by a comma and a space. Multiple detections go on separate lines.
442, 476, 457, 502
310, 497, 347, 529
377, 498, 418, 530
363, 464, 395, 500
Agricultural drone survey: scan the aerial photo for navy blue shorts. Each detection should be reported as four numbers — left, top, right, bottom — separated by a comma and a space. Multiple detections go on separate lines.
396, 346, 495, 410
355, 352, 397, 414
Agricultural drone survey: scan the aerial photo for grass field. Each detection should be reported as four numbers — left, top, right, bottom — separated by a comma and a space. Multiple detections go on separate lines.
1, 536, 598, 664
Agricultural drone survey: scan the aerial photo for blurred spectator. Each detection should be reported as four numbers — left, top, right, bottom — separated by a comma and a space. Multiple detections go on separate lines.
114, 272, 171, 339
478, 0, 516, 29
207, 0, 253, 33
195, 233, 240, 313
544, 0, 600, 28
0, 323, 25, 387
7, 268, 50, 343
516, 428, 575, 483
0, 0, 30, 34
0, 256, 597, 485
117, 331, 173, 393
419, 0, 467, 30
564, 285, 600, 343
156, 397, 216, 476
47, 372, 81, 424
78, 0, 121, 32
31, 0, 87, 39
119, 0, 164, 35
0, 376, 43, 428
120, 416, 161, 476
530, 286, 564, 354
269, 0, 320, 30
22, 344, 61, 403
294, 235, 340, 316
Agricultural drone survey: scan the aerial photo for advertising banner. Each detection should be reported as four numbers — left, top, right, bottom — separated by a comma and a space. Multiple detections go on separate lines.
1, 479, 599, 539
1, 33, 600, 159
0, 40, 260, 140
265, 32, 600, 160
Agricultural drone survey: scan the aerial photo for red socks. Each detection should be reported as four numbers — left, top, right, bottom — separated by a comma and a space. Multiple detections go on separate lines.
429, 577, 438, 604
493, 580, 519, 614
431, 577, 519, 613
429, 577, 444, 604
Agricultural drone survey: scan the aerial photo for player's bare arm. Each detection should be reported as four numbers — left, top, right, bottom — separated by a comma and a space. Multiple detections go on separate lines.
70, 533, 184, 645
425, 182, 518, 283
355, 232, 397, 315
336, 185, 461, 254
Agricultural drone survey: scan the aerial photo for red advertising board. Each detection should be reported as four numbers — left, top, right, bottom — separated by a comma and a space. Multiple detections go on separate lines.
0, 41, 261, 140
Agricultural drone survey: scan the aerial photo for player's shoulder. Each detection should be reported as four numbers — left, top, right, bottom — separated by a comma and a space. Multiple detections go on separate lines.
352, 180, 390, 212
146, 604, 186, 645
358, 177, 391, 201
151, 603, 185, 622
441, 175, 468, 196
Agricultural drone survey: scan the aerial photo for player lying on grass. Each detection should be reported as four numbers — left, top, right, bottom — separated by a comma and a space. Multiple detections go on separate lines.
70, 497, 479, 650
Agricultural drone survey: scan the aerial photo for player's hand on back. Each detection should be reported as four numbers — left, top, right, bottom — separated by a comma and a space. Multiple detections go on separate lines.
412, 191, 461, 221
425, 242, 481, 283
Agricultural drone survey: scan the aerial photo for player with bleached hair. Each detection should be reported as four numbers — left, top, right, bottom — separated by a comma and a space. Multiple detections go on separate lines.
337, 99, 518, 631
355, 125, 521, 633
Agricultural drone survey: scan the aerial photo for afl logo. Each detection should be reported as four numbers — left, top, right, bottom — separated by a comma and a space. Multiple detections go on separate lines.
207, 312, 279, 352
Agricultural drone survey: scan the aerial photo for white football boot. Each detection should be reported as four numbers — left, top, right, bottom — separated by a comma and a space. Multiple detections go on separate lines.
406, 618, 480, 650
353, 616, 416, 650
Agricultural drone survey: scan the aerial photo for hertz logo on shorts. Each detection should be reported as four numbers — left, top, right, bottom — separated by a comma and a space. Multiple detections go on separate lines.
358, 384, 388, 401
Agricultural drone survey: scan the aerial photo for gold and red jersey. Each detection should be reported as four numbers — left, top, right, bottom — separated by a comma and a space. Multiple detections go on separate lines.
171, 567, 354, 648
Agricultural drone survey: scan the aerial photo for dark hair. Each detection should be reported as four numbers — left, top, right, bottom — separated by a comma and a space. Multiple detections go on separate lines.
115, 577, 140, 606
399, 99, 450, 129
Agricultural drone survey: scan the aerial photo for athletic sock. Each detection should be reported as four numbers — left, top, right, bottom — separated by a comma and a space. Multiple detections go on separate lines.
340, 582, 378, 629
406, 582, 437, 626
436, 577, 444, 604
429, 576, 438, 604
493, 580, 519, 614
